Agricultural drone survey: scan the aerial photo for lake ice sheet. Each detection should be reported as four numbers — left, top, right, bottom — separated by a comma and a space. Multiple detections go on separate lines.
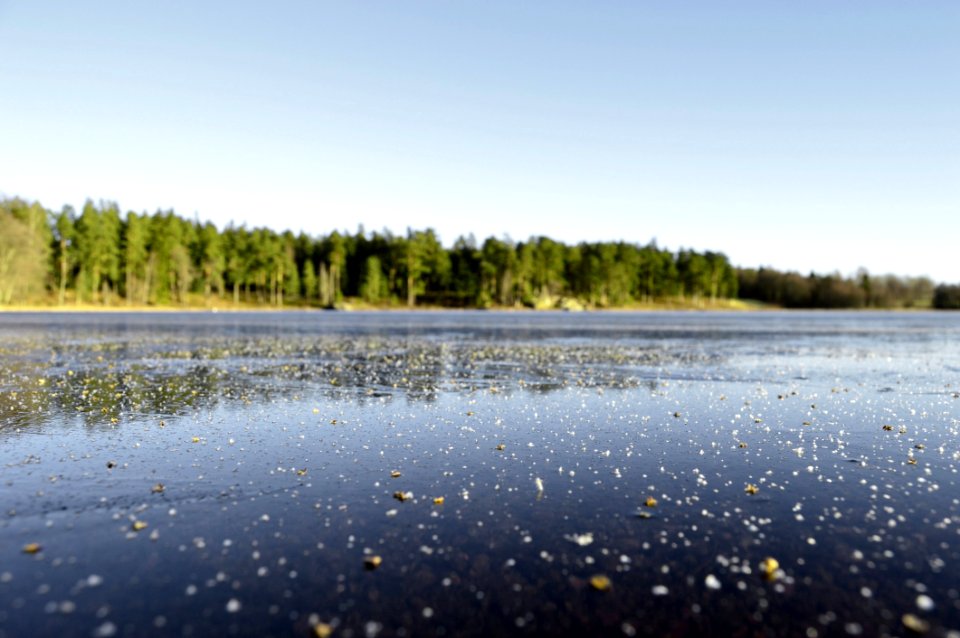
1, 311, 959, 637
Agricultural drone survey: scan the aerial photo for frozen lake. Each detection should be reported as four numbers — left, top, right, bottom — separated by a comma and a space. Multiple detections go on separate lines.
1, 311, 959, 637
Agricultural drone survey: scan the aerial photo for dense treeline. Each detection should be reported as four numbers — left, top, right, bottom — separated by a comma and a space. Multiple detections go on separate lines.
933, 285, 960, 310
1, 197, 737, 308
737, 268, 936, 309
0, 196, 954, 309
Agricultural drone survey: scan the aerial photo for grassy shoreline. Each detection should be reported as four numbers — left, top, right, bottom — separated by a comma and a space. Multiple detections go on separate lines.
1, 297, 772, 313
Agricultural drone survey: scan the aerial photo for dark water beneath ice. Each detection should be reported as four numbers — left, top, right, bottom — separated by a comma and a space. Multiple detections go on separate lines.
1, 311, 959, 637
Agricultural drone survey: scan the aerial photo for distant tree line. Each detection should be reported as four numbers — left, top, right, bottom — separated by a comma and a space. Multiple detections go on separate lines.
933, 284, 960, 310
736, 268, 938, 309
0, 197, 739, 308
0, 196, 955, 309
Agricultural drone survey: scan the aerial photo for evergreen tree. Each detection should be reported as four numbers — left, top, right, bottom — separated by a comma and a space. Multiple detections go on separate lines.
75, 200, 121, 304
223, 224, 249, 305
195, 221, 225, 301
122, 212, 149, 304
359, 255, 386, 304
301, 259, 317, 304
53, 205, 76, 305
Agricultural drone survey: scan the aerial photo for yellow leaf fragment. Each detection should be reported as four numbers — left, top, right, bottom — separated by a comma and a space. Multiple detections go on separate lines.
297, 469, 308, 476
433, 497, 445, 505
902, 613, 930, 634
390, 470, 401, 478
589, 575, 612, 591
745, 484, 759, 495
314, 623, 334, 638
759, 557, 779, 581
151, 483, 165, 494
645, 496, 657, 508
191, 436, 200, 443
363, 555, 382, 570
132, 520, 148, 531
393, 491, 413, 502
495, 444, 505, 451
22, 543, 42, 554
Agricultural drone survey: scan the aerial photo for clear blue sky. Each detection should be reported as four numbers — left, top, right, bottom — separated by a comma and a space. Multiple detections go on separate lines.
1, 2, 957, 280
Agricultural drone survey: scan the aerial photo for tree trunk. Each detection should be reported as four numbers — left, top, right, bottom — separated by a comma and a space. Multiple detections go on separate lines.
277, 264, 284, 307
59, 243, 67, 306
144, 256, 154, 305
92, 265, 101, 305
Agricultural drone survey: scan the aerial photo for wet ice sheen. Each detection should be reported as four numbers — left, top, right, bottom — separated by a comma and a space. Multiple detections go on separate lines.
1, 311, 959, 637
